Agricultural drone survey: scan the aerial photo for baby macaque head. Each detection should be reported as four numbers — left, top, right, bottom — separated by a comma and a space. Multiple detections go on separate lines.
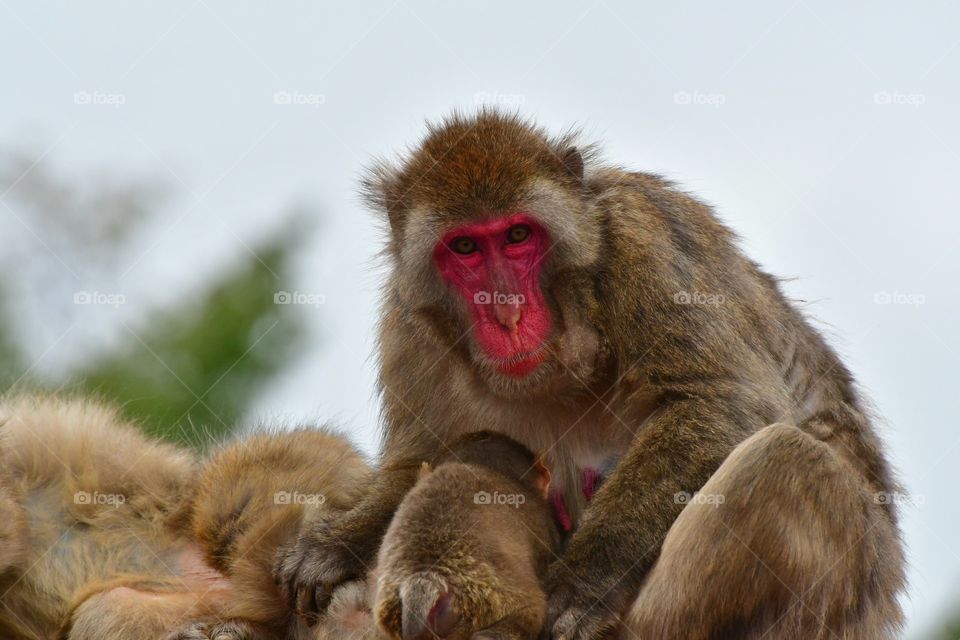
373, 431, 558, 640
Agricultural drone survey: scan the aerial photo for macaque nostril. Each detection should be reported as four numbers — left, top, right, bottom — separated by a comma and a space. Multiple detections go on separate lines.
493, 302, 522, 332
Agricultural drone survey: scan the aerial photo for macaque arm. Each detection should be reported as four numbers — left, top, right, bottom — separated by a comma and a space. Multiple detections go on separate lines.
329, 461, 423, 560
625, 423, 905, 639
278, 462, 423, 622
547, 396, 751, 637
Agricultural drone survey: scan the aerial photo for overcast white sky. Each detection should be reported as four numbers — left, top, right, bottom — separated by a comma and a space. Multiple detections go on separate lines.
2, 1, 958, 635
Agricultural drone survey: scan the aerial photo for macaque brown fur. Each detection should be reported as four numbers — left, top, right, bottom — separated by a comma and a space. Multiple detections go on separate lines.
0, 394, 370, 640
277, 110, 905, 639
374, 431, 559, 640
314, 580, 380, 640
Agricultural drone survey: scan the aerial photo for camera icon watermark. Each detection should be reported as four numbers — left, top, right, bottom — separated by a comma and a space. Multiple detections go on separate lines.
74, 490, 127, 508
673, 290, 726, 306
472, 291, 526, 306
74, 290, 126, 308
873, 291, 925, 307
273, 90, 326, 108
74, 90, 126, 108
274, 491, 326, 506
674, 491, 725, 508
873, 491, 924, 508
673, 90, 726, 108
873, 90, 925, 108
473, 490, 526, 508
274, 290, 325, 307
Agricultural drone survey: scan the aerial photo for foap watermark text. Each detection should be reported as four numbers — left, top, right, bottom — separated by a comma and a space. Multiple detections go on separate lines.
74, 491, 126, 508
274, 491, 326, 506
474, 490, 526, 508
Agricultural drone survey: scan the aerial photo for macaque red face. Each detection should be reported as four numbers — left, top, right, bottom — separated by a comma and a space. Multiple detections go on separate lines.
433, 213, 553, 378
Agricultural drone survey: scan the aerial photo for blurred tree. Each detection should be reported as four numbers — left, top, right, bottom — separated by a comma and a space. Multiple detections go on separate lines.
0, 287, 25, 389
925, 611, 960, 639
0, 149, 313, 448
76, 228, 305, 448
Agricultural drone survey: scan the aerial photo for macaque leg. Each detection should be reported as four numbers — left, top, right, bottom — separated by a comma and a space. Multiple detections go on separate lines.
625, 423, 904, 640
62, 576, 262, 640
62, 578, 217, 640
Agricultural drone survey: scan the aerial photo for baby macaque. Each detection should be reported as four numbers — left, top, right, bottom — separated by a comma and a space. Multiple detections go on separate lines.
373, 431, 560, 640
0, 394, 369, 640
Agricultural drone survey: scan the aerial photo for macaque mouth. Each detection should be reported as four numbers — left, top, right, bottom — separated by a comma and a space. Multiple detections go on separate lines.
484, 339, 551, 377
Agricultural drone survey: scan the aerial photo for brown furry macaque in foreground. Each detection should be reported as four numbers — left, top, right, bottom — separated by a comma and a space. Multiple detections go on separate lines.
277, 111, 906, 639
0, 394, 369, 640
374, 431, 559, 640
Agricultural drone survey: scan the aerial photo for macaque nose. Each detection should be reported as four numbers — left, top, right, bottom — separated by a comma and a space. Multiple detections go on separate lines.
494, 301, 522, 332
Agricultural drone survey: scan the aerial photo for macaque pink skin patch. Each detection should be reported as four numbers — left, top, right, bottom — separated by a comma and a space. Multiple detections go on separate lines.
433, 213, 553, 377
550, 488, 573, 533
582, 468, 602, 501
549, 469, 603, 533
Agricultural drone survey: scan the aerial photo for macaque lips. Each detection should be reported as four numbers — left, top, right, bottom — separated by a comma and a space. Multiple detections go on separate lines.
433, 213, 553, 377
495, 346, 548, 378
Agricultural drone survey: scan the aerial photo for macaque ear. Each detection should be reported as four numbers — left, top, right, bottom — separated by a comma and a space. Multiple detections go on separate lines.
417, 462, 433, 481
361, 160, 404, 231
559, 146, 584, 182
532, 454, 552, 500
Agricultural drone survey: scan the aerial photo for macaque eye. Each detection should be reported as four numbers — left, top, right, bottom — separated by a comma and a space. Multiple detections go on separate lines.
452, 237, 478, 254
506, 225, 531, 244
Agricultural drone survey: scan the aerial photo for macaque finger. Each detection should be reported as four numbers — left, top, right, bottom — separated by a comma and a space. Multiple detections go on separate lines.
315, 583, 335, 618
296, 585, 320, 625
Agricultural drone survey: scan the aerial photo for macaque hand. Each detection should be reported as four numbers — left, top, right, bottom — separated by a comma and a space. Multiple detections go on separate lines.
544, 558, 628, 640
275, 516, 372, 625
165, 620, 259, 640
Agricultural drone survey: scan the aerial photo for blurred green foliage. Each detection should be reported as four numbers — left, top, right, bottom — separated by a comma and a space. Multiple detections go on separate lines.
925, 613, 960, 640
0, 288, 25, 390
0, 152, 311, 448
76, 230, 304, 448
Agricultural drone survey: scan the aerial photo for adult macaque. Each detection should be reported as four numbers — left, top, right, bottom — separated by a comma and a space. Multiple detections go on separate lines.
0, 394, 369, 640
276, 111, 905, 639
374, 431, 559, 640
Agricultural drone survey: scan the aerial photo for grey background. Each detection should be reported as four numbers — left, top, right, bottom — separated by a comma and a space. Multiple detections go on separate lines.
2, 1, 956, 635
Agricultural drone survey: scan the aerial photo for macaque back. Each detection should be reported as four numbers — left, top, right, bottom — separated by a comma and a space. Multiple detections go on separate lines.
0, 394, 370, 640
